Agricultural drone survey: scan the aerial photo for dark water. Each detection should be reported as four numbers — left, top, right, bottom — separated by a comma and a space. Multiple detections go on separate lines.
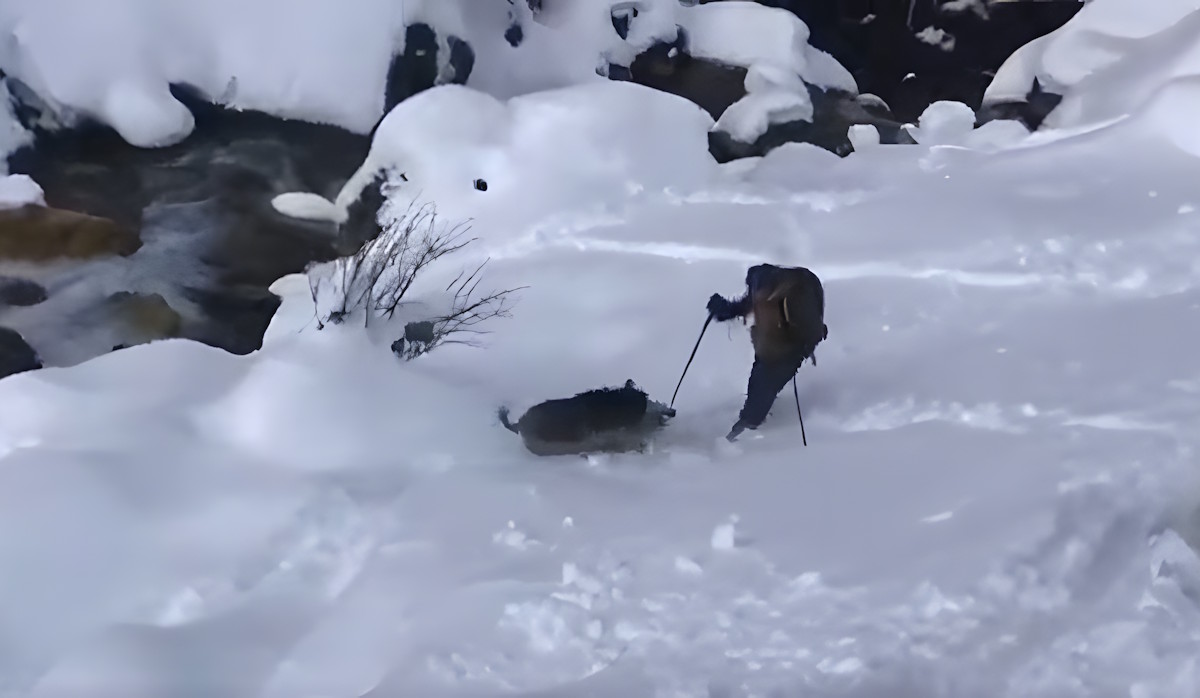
2, 94, 375, 366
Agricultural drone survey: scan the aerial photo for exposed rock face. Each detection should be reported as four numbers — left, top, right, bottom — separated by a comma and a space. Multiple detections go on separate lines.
0, 276, 48, 307
0, 204, 141, 261
0, 326, 41, 379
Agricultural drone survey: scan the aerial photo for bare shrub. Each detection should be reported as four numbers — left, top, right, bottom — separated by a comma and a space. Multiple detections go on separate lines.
308, 200, 523, 357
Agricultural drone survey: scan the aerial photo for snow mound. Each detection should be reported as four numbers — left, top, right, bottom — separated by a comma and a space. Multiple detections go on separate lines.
276, 81, 717, 236
0, 173, 44, 209
905, 100, 978, 146
985, 0, 1200, 129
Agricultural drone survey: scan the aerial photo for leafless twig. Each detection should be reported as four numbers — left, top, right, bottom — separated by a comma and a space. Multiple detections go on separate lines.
308, 200, 523, 358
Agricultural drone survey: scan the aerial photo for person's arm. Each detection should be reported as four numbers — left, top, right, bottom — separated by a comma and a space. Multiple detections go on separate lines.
706, 292, 751, 321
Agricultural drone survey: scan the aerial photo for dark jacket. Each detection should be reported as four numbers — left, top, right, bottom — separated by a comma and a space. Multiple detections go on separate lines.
709, 263, 827, 364
707, 263, 828, 437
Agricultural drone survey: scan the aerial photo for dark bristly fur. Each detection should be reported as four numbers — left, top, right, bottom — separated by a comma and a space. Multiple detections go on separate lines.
498, 379, 677, 457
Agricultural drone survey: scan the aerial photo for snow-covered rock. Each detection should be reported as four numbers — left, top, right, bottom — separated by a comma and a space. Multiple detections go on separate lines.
275, 81, 716, 237
904, 100, 978, 146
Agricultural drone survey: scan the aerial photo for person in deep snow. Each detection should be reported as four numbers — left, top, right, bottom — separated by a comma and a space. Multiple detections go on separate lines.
706, 263, 828, 442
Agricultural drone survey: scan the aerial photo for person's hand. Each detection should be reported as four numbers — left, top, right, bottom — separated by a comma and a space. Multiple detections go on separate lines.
707, 293, 734, 320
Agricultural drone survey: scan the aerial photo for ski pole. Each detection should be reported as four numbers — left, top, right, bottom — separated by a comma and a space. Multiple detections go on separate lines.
670, 312, 713, 409
792, 374, 807, 446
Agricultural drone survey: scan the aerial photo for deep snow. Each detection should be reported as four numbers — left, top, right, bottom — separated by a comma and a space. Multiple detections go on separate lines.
4, 0, 1200, 695
3, 72, 1200, 698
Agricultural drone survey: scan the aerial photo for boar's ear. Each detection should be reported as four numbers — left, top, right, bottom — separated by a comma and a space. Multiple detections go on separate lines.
625, 379, 636, 389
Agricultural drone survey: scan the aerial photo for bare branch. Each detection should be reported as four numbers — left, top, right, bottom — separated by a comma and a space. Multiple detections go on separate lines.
309, 199, 522, 358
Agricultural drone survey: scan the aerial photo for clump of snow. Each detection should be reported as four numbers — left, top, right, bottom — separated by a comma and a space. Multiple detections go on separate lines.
848, 123, 882, 150
0, 173, 44, 209
916, 26, 956, 53
904, 100, 978, 146
678, 0, 857, 93
100, 80, 196, 148
713, 64, 813, 144
984, 0, 1200, 130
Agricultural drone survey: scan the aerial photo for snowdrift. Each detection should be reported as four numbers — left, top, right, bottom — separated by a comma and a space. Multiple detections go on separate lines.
985, 0, 1200, 130
2, 74, 1200, 696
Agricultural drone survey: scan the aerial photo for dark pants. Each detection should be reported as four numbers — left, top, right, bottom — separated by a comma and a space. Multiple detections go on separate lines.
736, 356, 804, 431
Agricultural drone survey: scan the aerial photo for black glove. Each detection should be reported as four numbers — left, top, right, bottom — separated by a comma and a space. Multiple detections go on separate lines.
707, 293, 736, 321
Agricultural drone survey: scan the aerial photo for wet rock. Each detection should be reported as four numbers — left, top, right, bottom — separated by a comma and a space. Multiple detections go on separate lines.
0, 326, 41, 379
0, 276, 48, 307
0, 204, 141, 261
182, 285, 281, 356
103, 292, 183, 346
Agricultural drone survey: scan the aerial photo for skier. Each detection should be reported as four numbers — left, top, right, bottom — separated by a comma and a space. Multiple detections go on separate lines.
706, 263, 828, 442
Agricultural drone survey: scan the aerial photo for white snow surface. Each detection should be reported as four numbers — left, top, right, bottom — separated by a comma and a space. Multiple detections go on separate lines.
0, 173, 44, 209
713, 63, 815, 144
984, 0, 1200, 130
677, 1, 857, 93
0, 0, 846, 151
3, 74, 1200, 697
904, 100, 979, 146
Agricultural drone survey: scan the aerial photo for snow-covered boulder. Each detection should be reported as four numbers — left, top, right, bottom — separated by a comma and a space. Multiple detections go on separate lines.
616, 1, 909, 161
274, 80, 717, 236
709, 88, 913, 162
379, 23, 476, 128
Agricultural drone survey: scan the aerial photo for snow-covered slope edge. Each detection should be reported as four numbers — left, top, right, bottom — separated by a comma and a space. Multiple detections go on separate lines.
4, 74, 1200, 697
984, 0, 1200, 129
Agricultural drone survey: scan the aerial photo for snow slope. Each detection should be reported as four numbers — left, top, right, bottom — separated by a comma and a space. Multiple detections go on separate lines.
984, 0, 1200, 129
4, 76, 1200, 698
